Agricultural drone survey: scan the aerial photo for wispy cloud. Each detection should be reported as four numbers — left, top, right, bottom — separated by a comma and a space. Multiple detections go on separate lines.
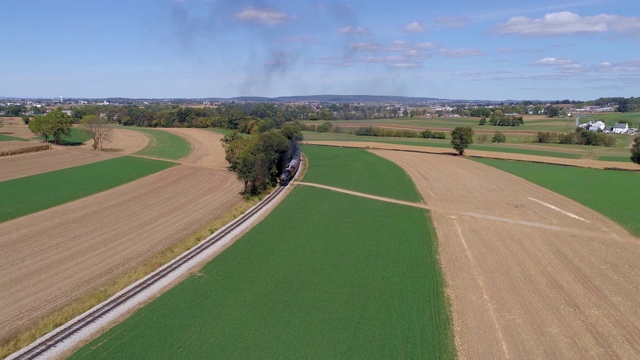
439, 48, 486, 58
534, 57, 575, 66
403, 22, 426, 33
351, 42, 380, 51
435, 16, 472, 28
234, 7, 289, 25
339, 26, 367, 35
493, 12, 640, 36
281, 36, 315, 44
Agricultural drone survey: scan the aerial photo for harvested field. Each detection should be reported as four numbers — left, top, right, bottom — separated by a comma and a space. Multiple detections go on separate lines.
0, 165, 242, 342
0, 141, 50, 157
304, 141, 640, 171
0, 126, 243, 345
154, 128, 228, 168
372, 149, 640, 359
0, 129, 148, 181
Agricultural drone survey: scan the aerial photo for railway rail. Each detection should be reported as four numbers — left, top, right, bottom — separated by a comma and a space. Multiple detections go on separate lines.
9, 184, 289, 360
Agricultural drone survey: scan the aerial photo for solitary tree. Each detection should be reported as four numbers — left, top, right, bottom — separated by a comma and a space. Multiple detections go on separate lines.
450, 127, 474, 155
81, 115, 112, 150
631, 136, 640, 164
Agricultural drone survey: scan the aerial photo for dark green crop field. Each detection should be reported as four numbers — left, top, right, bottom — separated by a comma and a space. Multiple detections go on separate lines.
302, 144, 422, 202
131, 128, 192, 160
0, 156, 175, 223
474, 158, 640, 237
70, 186, 455, 360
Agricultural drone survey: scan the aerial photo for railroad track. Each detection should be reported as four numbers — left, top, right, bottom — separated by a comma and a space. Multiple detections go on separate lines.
10, 185, 287, 360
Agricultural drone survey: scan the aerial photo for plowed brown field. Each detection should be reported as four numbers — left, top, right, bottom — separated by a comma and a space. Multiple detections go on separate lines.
0, 129, 242, 342
372, 149, 640, 359
0, 128, 148, 181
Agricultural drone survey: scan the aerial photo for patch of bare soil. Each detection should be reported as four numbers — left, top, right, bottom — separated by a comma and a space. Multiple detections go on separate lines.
303, 141, 640, 171
78, 128, 149, 155
372, 150, 640, 359
155, 128, 228, 168
0, 165, 242, 342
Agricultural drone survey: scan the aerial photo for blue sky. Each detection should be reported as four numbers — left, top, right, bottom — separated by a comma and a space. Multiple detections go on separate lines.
1, 0, 639, 100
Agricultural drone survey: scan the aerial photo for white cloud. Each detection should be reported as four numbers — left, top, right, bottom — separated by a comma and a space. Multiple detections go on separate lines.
388, 41, 437, 52
414, 42, 438, 50
234, 7, 289, 25
439, 48, 485, 58
363, 56, 403, 63
494, 11, 640, 36
339, 26, 367, 35
435, 16, 472, 28
534, 57, 575, 65
403, 22, 426, 33
351, 42, 380, 51
392, 63, 421, 68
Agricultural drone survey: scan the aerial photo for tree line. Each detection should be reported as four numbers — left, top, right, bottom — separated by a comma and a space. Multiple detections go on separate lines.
222, 123, 303, 196
536, 128, 617, 147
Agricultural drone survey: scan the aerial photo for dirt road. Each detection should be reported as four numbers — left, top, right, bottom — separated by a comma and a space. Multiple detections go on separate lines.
372, 150, 640, 359
0, 129, 242, 342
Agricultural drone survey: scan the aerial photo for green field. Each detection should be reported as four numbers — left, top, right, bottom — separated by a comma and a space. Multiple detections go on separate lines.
474, 158, 640, 236
131, 128, 192, 160
0, 134, 28, 141
71, 186, 455, 360
304, 132, 583, 160
302, 144, 422, 202
37, 128, 92, 145
0, 157, 175, 223
302, 115, 577, 134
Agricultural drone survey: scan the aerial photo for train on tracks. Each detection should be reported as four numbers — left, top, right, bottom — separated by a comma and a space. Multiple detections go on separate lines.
279, 150, 301, 186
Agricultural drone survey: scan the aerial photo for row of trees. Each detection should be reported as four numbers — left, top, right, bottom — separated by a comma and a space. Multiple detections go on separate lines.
478, 110, 525, 126
536, 128, 617, 147
222, 124, 302, 195
351, 126, 446, 139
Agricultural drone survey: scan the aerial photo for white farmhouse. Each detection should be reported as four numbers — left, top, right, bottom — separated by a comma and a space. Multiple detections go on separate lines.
589, 121, 606, 132
612, 123, 629, 134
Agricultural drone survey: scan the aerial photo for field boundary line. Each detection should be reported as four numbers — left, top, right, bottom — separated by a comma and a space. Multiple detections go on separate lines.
296, 182, 431, 210
528, 197, 591, 223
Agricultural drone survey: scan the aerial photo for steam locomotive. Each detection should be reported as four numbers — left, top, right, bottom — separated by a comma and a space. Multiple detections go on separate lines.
279, 150, 301, 186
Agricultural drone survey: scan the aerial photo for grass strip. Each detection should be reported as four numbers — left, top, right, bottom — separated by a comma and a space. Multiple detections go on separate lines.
0, 156, 175, 223
0, 134, 28, 142
71, 186, 455, 360
131, 128, 192, 160
597, 155, 632, 163
302, 144, 422, 202
37, 128, 92, 145
0, 198, 255, 359
474, 158, 640, 237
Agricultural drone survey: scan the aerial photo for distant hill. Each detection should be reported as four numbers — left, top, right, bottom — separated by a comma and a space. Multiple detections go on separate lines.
228, 95, 447, 104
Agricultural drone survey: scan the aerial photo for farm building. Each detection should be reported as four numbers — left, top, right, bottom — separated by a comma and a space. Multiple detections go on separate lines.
612, 123, 629, 134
